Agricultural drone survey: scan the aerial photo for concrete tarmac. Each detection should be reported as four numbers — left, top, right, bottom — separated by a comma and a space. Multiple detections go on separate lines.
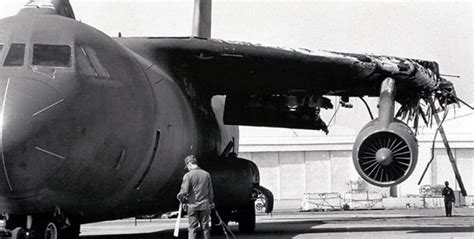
80, 208, 474, 239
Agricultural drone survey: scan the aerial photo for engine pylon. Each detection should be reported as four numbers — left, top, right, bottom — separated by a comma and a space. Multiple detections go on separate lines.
353, 78, 418, 187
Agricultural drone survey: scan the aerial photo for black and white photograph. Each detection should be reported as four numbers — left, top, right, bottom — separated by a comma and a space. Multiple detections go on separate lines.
0, 0, 472, 238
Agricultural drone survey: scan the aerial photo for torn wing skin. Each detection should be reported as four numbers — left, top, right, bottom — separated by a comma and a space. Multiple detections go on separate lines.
119, 37, 456, 131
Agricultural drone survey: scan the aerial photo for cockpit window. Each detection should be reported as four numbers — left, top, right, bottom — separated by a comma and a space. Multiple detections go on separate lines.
75, 45, 110, 78
83, 47, 109, 77
33, 44, 71, 67
4, 44, 25, 67
0, 44, 3, 54
75, 45, 95, 76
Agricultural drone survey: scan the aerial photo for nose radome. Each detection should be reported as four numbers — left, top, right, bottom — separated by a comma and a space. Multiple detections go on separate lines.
0, 76, 65, 194
1, 77, 64, 151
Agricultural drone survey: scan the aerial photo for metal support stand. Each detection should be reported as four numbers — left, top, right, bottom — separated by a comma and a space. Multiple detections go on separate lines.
427, 98, 467, 196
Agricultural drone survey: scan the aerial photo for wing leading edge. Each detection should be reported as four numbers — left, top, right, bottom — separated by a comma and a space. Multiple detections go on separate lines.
119, 37, 456, 131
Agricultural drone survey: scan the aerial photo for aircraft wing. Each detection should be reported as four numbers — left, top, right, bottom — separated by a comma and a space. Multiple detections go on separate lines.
119, 37, 456, 131
122, 37, 451, 97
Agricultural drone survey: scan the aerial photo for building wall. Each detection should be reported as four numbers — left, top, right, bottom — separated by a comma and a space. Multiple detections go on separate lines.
431, 148, 474, 192
305, 151, 331, 193
239, 115, 474, 200
456, 149, 474, 192
242, 150, 390, 200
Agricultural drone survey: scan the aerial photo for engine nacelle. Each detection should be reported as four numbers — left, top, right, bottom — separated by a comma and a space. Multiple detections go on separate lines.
352, 119, 418, 187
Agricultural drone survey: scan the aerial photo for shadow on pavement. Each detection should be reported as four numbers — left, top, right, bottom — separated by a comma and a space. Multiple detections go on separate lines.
81, 217, 474, 239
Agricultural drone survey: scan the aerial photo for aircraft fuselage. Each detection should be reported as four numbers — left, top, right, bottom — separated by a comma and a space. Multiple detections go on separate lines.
0, 10, 241, 223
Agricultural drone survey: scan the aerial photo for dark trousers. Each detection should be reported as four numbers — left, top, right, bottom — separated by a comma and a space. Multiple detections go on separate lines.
444, 200, 453, 216
188, 209, 211, 239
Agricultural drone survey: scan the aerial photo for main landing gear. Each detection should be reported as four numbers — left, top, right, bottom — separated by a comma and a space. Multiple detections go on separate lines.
2, 211, 80, 239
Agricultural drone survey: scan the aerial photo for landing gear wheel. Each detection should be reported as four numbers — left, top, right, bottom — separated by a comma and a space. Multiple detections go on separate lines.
44, 222, 58, 239
43, 222, 80, 239
238, 201, 256, 233
11, 227, 27, 239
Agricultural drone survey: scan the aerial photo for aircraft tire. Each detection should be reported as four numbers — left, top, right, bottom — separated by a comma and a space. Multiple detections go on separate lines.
237, 201, 256, 233
11, 227, 27, 239
43, 222, 80, 239
44, 222, 58, 239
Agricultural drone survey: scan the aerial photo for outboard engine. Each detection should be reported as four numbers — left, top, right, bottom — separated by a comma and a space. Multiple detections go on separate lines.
353, 78, 418, 187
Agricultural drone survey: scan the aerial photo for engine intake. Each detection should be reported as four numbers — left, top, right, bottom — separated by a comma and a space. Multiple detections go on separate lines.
353, 120, 418, 187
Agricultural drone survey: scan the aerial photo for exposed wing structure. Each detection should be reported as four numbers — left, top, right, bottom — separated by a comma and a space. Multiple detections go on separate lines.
119, 37, 456, 131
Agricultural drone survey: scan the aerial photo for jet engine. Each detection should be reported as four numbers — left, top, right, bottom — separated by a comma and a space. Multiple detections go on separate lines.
353, 119, 418, 187
352, 77, 418, 187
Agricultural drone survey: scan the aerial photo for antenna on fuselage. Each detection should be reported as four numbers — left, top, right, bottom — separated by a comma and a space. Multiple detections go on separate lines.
192, 0, 212, 38
23, 0, 76, 19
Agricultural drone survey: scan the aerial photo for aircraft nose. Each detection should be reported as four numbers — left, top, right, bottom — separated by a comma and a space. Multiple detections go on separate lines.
0, 76, 65, 194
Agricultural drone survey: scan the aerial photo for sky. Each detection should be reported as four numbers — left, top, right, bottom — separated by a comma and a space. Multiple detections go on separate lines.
0, 0, 472, 131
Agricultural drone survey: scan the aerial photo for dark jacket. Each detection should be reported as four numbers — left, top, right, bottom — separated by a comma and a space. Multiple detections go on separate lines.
442, 186, 455, 202
177, 167, 214, 211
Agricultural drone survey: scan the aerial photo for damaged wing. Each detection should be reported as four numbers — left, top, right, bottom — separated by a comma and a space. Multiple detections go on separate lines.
120, 37, 456, 131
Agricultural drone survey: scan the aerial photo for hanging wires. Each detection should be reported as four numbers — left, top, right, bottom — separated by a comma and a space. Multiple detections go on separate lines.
359, 96, 374, 120
327, 96, 341, 126
448, 92, 474, 110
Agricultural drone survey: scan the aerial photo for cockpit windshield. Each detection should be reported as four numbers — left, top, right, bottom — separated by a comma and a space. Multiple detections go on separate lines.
75, 45, 110, 78
3, 44, 25, 67
33, 44, 71, 67
0, 44, 3, 54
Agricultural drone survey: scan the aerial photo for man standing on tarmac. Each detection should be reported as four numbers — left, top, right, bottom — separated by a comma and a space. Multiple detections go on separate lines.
177, 155, 215, 239
442, 181, 455, 217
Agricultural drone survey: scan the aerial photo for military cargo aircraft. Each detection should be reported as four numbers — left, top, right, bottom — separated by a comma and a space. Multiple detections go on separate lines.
0, 0, 463, 238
